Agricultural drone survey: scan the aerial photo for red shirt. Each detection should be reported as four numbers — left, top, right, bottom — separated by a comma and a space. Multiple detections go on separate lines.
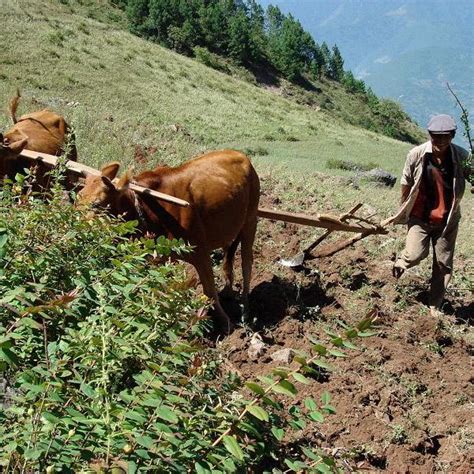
410, 153, 454, 225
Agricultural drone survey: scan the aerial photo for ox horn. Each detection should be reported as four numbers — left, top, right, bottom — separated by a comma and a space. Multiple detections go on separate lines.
101, 176, 117, 191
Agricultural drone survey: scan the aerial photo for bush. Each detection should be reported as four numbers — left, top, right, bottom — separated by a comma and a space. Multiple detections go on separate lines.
242, 146, 269, 157
326, 158, 377, 172
0, 178, 210, 471
193, 46, 229, 73
0, 175, 373, 472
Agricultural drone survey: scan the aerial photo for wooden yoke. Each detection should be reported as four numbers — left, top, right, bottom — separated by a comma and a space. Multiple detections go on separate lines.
18, 149, 190, 207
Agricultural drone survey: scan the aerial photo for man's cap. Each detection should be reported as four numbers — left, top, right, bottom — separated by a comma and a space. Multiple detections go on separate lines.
427, 114, 457, 134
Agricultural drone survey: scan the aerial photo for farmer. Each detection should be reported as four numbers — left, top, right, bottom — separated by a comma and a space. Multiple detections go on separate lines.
384, 114, 472, 316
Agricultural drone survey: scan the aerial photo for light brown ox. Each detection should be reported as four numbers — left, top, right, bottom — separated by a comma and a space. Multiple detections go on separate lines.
0, 90, 77, 190
78, 150, 260, 332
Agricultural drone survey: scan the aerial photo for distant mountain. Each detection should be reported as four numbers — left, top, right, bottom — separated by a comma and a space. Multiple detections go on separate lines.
258, 0, 474, 143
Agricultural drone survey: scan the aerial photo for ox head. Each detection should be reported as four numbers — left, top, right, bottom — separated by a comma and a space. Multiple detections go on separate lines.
77, 161, 131, 213
0, 132, 28, 162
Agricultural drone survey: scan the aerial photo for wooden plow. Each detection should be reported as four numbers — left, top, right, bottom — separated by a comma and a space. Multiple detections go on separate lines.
257, 204, 387, 267
17, 150, 387, 265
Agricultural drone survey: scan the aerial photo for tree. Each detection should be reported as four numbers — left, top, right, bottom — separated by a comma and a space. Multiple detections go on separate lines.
265, 4, 284, 37
126, 0, 153, 37
366, 87, 380, 108
228, 8, 252, 62
319, 42, 331, 78
267, 13, 310, 80
329, 44, 344, 81
198, 1, 229, 53
246, 0, 267, 62
122, 0, 354, 88
343, 70, 365, 93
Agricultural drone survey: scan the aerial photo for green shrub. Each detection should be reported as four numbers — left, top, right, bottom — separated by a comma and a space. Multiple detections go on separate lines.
0, 174, 374, 472
193, 47, 229, 73
326, 158, 377, 172
241, 146, 269, 157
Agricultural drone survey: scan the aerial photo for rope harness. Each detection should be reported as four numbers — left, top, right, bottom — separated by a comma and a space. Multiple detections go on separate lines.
131, 186, 149, 234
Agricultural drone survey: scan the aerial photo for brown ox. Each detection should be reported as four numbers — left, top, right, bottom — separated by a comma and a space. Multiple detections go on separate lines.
78, 150, 260, 332
0, 90, 77, 190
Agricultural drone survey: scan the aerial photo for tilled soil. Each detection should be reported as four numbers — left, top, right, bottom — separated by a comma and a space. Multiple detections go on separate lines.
215, 192, 473, 472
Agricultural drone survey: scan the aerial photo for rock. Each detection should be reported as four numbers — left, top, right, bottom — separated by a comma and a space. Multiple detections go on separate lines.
359, 168, 397, 187
247, 333, 266, 359
270, 348, 294, 364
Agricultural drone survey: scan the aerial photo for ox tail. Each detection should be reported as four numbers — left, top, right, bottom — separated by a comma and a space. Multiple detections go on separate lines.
9, 88, 21, 124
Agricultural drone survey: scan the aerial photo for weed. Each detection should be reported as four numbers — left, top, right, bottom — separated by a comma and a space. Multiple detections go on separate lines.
389, 424, 409, 444
347, 443, 376, 459
47, 30, 65, 46
457, 428, 474, 452
454, 392, 469, 405
422, 341, 444, 355
78, 22, 90, 35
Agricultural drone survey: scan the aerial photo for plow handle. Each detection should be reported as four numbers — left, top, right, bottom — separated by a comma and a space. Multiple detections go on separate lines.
303, 203, 363, 255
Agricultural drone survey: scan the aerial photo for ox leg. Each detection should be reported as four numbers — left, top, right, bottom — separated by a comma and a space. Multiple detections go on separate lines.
222, 237, 240, 298
193, 252, 233, 334
240, 218, 257, 321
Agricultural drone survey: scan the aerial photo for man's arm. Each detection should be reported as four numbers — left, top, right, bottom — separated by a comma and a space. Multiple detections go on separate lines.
400, 184, 411, 205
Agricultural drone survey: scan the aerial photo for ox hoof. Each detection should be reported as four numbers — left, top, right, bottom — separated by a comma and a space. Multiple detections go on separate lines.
220, 286, 236, 299
215, 317, 234, 335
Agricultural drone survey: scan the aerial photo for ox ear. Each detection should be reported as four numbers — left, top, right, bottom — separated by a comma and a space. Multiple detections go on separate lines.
100, 162, 120, 180
7, 138, 28, 155
101, 176, 117, 192
115, 170, 131, 191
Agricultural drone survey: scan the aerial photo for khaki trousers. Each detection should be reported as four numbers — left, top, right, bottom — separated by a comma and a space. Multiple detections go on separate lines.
395, 218, 459, 308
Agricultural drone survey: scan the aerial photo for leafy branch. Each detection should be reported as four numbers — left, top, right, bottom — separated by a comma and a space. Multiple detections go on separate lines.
447, 82, 472, 152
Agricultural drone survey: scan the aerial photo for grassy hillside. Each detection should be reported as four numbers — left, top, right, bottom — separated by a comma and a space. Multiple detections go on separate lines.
1, 0, 419, 174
